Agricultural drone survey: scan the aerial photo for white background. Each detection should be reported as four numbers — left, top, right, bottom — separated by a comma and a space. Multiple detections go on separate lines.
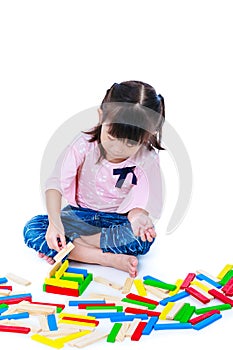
0, 1, 233, 349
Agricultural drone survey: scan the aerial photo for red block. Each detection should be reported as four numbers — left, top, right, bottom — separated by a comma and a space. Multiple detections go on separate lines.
45, 284, 79, 297
126, 293, 159, 306
0, 325, 31, 334
0, 297, 32, 305
30, 301, 65, 310
189, 310, 220, 325
62, 316, 99, 326
186, 287, 210, 304
208, 289, 233, 307
180, 273, 196, 289
0, 286, 13, 291
131, 321, 147, 341
125, 307, 160, 317
222, 277, 233, 296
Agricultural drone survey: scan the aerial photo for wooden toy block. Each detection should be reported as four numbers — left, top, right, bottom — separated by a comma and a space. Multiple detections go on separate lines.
189, 285, 214, 300
63, 272, 84, 280
159, 302, 175, 320
196, 274, 222, 289
0, 324, 31, 334
58, 313, 96, 320
126, 293, 159, 306
125, 319, 140, 337
55, 330, 91, 347
219, 270, 233, 285
30, 301, 65, 312
5, 273, 31, 286
87, 312, 125, 319
31, 334, 63, 349
143, 279, 177, 291
55, 260, 69, 279
122, 277, 134, 294
193, 313, 222, 330
0, 289, 11, 296
169, 279, 183, 296
110, 314, 134, 322
0, 277, 8, 284
134, 279, 147, 296
208, 289, 233, 306
94, 276, 122, 290
217, 264, 233, 280
107, 322, 122, 343
195, 303, 232, 314
0, 319, 40, 333
39, 315, 50, 332
14, 301, 57, 315
65, 267, 88, 277
0, 286, 12, 291
86, 306, 123, 312
179, 305, 196, 323
78, 303, 115, 309
78, 273, 93, 295
47, 314, 58, 331
166, 302, 186, 320
69, 300, 106, 306
44, 284, 79, 297
191, 280, 211, 293
0, 312, 29, 321
121, 297, 156, 310
131, 321, 147, 341
142, 316, 159, 335
61, 316, 99, 326
173, 303, 191, 321
189, 310, 220, 325
0, 307, 8, 314
154, 323, 193, 330
180, 273, 196, 289
0, 293, 32, 305
186, 286, 211, 304
59, 319, 97, 327
48, 261, 62, 278
116, 322, 130, 341
196, 269, 220, 282
45, 277, 79, 289
144, 285, 168, 299
53, 242, 75, 263
68, 330, 109, 348
159, 291, 189, 306
124, 306, 160, 317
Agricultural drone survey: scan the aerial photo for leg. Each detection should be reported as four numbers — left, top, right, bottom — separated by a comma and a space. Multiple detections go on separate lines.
69, 235, 139, 278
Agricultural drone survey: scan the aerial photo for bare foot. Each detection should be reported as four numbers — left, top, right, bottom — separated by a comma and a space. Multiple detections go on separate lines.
104, 254, 138, 278
38, 252, 55, 265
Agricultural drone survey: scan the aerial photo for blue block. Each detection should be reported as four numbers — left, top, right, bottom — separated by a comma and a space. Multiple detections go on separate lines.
143, 275, 165, 283
159, 291, 189, 306
87, 312, 125, 319
0, 307, 8, 315
0, 277, 8, 284
0, 293, 32, 301
196, 274, 222, 289
193, 313, 222, 330
69, 300, 106, 306
65, 267, 88, 277
47, 314, 58, 331
0, 312, 29, 321
142, 316, 159, 335
154, 323, 193, 330
132, 314, 148, 320
110, 315, 135, 322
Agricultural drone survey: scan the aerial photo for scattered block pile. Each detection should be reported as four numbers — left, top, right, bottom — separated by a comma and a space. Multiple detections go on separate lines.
1, 261, 233, 348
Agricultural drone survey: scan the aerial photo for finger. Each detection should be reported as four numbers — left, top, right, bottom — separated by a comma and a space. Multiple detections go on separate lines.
139, 228, 146, 242
58, 235, 66, 249
144, 230, 153, 242
148, 227, 157, 237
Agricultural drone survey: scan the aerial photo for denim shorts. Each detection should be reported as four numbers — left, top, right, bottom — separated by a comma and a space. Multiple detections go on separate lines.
23, 205, 155, 258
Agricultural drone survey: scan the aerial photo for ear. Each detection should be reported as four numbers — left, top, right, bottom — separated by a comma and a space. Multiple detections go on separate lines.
97, 108, 103, 123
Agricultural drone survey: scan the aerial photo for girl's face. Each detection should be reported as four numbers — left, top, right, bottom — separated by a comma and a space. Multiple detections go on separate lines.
100, 124, 142, 163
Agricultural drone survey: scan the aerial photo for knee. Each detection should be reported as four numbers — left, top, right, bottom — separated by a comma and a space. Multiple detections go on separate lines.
23, 215, 48, 247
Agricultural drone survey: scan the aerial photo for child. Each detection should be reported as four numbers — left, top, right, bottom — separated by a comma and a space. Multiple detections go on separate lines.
24, 80, 165, 277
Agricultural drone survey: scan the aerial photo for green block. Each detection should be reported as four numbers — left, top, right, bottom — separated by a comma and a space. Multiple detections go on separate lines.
60, 276, 84, 284
78, 273, 93, 296
195, 303, 232, 314
42, 283, 46, 292
121, 297, 156, 310
174, 303, 190, 321
0, 303, 8, 309
56, 307, 63, 313
107, 323, 122, 343
220, 270, 233, 285
179, 305, 196, 323
86, 306, 123, 312
143, 279, 177, 291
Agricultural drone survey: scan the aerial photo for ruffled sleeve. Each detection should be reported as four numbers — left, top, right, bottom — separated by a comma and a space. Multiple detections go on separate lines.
116, 150, 163, 221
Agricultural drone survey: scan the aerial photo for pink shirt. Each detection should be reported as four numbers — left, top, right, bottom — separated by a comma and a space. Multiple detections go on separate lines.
45, 133, 163, 220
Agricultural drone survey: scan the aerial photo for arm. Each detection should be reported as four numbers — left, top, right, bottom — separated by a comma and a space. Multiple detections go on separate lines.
45, 189, 66, 251
128, 207, 156, 242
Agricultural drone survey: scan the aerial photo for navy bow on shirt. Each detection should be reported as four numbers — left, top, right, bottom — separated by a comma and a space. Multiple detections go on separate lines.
113, 166, 137, 188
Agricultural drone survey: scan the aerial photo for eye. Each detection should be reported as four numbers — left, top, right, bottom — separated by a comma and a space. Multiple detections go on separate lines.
126, 140, 139, 147
107, 133, 116, 141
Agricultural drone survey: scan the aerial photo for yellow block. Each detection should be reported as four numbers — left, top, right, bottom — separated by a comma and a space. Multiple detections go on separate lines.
31, 334, 63, 349
56, 330, 91, 346
63, 272, 84, 280
55, 260, 69, 279
169, 279, 183, 296
217, 264, 233, 280
44, 277, 78, 289
58, 313, 96, 320
134, 279, 147, 297
159, 302, 175, 320
58, 319, 96, 327
191, 280, 210, 292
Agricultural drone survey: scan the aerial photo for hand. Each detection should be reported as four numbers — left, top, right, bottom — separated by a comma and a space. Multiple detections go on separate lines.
128, 211, 157, 242
45, 219, 66, 252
